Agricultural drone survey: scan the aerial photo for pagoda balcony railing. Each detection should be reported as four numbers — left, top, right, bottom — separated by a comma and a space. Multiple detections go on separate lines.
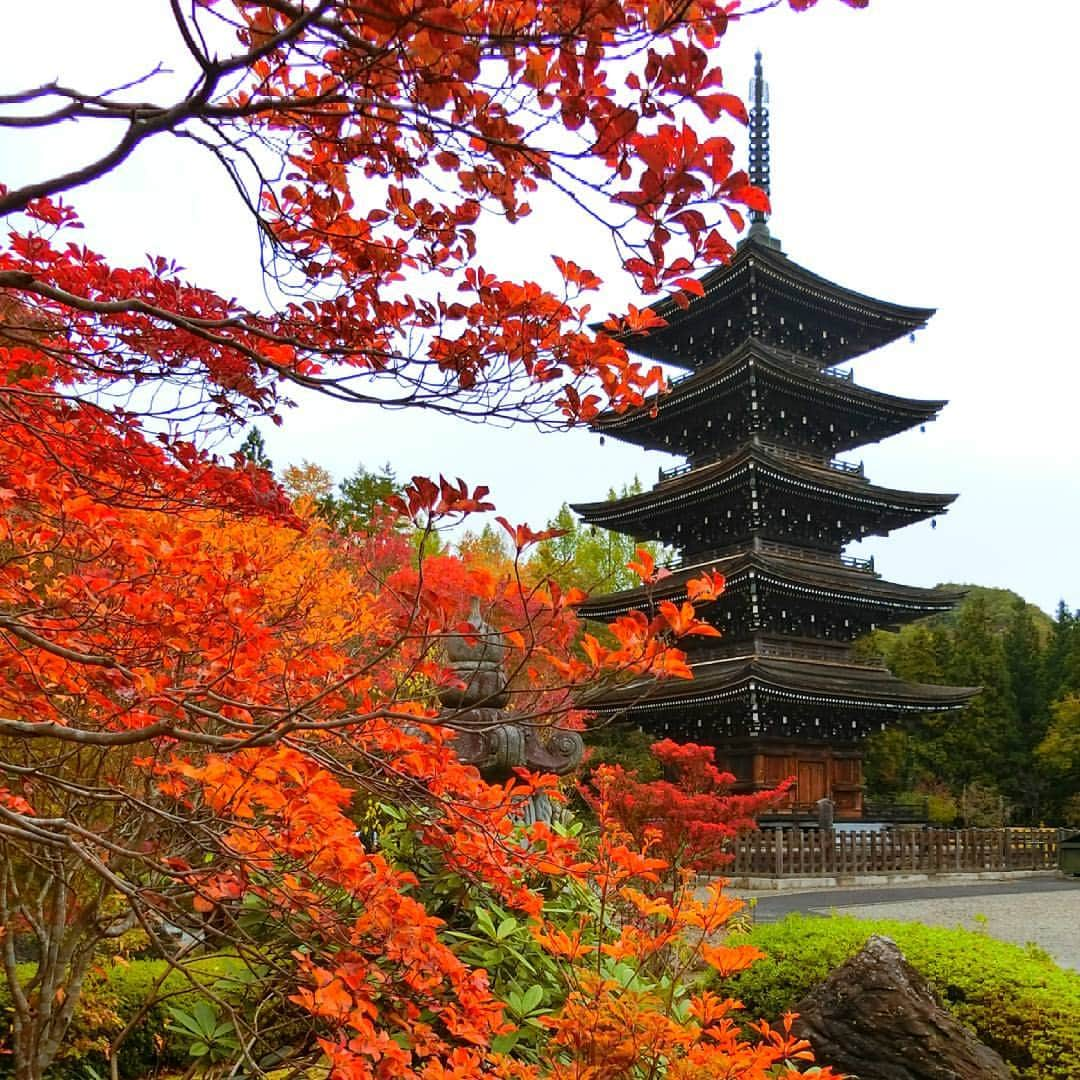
662, 542, 875, 575
757, 539, 876, 574
697, 640, 887, 669
775, 347, 855, 383
667, 345, 854, 387
658, 445, 864, 484
754, 640, 887, 669
657, 459, 698, 482
756, 441, 864, 477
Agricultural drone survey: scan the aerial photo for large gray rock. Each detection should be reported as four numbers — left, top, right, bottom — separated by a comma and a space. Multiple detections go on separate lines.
792, 935, 1011, 1080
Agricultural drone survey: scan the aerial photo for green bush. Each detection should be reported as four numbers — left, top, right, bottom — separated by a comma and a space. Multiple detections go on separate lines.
0, 955, 245, 1078
716, 914, 1080, 1080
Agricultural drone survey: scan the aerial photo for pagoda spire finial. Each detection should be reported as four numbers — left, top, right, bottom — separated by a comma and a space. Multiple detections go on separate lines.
747, 50, 774, 242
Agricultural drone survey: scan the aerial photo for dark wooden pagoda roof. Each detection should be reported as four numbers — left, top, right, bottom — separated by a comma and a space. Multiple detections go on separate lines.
575, 548, 965, 622
571, 443, 956, 535
581, 653, 978, 715
603, 234, 934, 369
591, 338, 946, 456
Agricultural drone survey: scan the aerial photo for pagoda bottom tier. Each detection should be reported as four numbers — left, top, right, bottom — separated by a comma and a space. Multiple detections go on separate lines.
583, 654, 978, 818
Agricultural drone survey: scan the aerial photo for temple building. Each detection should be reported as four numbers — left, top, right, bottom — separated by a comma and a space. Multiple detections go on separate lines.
572, 54, 977, 819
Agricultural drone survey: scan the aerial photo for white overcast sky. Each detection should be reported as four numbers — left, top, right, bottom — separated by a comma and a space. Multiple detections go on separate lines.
2, 1, 1078, 613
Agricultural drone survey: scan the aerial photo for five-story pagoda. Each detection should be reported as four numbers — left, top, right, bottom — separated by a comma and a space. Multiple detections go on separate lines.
572, 54, 976, 819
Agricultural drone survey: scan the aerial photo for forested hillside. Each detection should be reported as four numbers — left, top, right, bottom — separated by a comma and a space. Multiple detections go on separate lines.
858, 588, 1080, 825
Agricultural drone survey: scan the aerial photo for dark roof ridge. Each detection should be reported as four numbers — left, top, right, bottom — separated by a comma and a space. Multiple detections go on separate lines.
598, 234, 935, 367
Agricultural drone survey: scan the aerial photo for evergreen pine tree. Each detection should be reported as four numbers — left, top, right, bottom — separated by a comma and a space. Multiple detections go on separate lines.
335, 461, 401, 531
939, 594, 1017, 791
1043, 600, 1076, 700
1003, 597, 1052, 819
238, 427, 273, 470
1004, 598, 1045, 728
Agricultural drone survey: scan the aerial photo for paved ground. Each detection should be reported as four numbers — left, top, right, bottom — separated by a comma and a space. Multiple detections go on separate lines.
733, 878, 1080, 970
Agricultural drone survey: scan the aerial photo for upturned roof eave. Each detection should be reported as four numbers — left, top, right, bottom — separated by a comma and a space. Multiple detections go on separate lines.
656, 238, 935, 326
581, 655, 979, 713
574, 552, 966, 621
570, 445, 957, 523
590, 338, 947, 436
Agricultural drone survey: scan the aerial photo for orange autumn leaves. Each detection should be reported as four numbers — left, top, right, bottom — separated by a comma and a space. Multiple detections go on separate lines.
554, 549, 725, 683
0, 278, 815, 1078
275, 744, 837, 1080
0, 432, 831, 1079
493, 787, 837, 1080
135, 515, 828, 1079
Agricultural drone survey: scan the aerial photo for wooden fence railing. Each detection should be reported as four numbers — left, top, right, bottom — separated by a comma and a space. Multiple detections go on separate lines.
729, 827, 1061, 877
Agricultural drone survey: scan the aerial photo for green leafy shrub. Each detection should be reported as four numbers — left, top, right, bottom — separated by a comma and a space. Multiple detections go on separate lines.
716, 914, 1080, 1080
581, 725, 663, 785
444, 901, 568, 1060
377, 803, 587, 1062
0, 955, 245, 1078
167, 999, 242, 1064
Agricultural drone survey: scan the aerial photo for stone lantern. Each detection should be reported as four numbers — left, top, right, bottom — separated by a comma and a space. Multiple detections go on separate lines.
441, 599, 583, 824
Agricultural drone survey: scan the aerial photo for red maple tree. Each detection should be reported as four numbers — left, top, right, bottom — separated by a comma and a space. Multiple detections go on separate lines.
584, 740, 793, 876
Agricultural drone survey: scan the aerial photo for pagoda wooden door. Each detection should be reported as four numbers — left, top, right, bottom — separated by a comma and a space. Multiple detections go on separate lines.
797, 760, 827, 808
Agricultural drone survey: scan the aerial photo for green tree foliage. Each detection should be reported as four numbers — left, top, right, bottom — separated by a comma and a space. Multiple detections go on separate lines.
237, 427, 273, 470
861, 587, 1078, 823
282, 460, 400, 530
919, 585, 1054, 637
862, 727, 916, 800
525, 481, 668, 594
1046, 602, 1080, 696
1006, 596, 1048, 732
334, 461, 401, 532
941, 594, 1017, 787
1004, 597, 1054, 817
282, 459, 444, 559
1036, 695, 1080, 810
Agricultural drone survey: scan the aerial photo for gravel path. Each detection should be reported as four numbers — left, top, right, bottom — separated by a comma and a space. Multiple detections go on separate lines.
736, 878, 1080, 970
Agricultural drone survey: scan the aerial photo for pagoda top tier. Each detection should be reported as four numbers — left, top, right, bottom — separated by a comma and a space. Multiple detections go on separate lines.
605, 234, 934, 369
